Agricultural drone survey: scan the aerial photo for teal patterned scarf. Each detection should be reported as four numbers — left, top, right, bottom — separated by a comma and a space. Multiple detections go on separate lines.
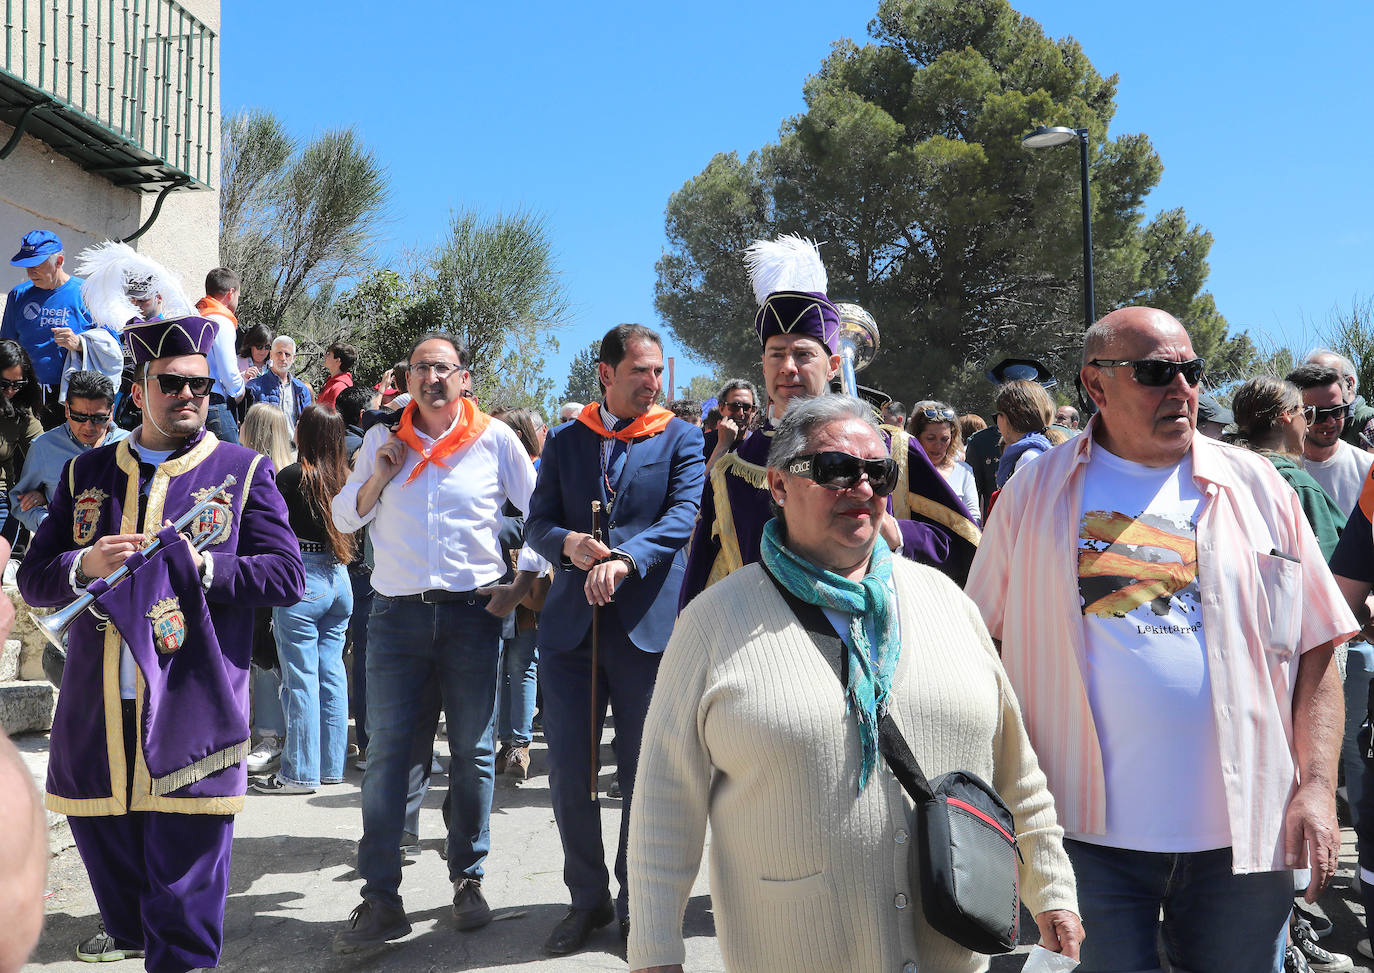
760, 519, 899, 791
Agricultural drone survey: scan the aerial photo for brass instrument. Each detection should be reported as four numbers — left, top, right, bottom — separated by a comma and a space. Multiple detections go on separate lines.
833, 302, 879, 398
32, 474, 237, 649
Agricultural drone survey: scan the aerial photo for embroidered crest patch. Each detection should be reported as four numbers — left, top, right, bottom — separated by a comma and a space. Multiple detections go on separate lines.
188, 486, 234, 547
146, 597, 187, 654
72, 488, 108, 545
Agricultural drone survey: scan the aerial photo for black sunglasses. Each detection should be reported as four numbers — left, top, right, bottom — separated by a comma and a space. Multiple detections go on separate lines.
67, 409, 112, 424
1311, 404, 1348, 424
785, 451, 899, 497
151, 374, 215, 397
0, 378, 29, 392
1088, 358, 1207, 387
721, 401, 757, 413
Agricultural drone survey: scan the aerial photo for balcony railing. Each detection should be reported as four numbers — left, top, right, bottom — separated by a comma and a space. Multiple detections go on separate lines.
1, 0, 216, 189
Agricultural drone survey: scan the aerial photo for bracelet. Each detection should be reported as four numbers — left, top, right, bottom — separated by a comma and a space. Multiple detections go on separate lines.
74, 553, 94, 588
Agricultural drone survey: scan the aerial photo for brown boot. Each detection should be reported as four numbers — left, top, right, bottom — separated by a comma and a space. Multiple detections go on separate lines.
493, 743, 512, 776
506, 743, 530, 781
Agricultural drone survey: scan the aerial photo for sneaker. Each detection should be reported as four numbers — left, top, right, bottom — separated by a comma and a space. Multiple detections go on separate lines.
430, 752, 445, 775
333, 899, 411, 954
76, 925, 144, 962
246, 735, 282, 774
1292, 915, 1353, 972
494, 743, 513, 775
400, 831, 420, 856
251, 774, 316, 795
1287, 944, 1312, 973
354, 753, 368, 772
452, 877, 492, 930
607, 778, 621, 799
506, 744, 530, 781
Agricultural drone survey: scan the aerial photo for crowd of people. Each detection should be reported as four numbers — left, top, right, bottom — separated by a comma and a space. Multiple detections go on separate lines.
0, 226, 1371, 973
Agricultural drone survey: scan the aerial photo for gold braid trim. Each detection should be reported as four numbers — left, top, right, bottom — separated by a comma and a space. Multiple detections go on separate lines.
883, 426, 983, 547
149, 739, 250, 797
706, 451, 770, 586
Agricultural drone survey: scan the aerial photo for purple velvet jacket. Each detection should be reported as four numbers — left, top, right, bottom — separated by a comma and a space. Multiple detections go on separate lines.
679, 422, 982, 610
18, 429, 304, 816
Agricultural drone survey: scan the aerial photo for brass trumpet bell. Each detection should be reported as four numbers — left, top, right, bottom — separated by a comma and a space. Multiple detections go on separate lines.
833, 302, 880, 398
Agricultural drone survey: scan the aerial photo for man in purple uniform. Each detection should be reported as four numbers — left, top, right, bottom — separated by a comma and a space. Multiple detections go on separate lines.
18, 315, 304, 972
679, 236, 979, 608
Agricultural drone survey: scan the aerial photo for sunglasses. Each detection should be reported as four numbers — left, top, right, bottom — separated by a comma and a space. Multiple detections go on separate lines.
785, 451, 899, 497
67, 409, 111, 425
0, 379, 29, 392
1088, 357, 1207, 387
721, 402, 757, 413
151, 374, 215, 397
919, 406, 956, 421
1311, 404, 1347, 424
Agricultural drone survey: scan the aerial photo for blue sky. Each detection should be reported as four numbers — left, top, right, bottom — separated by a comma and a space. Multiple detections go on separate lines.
223, 1, 1373, 400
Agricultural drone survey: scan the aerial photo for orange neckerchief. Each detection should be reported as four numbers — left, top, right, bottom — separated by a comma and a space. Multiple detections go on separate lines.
395, 397, 490, 485
195, 295, 238, 327
575, 402, 674, 441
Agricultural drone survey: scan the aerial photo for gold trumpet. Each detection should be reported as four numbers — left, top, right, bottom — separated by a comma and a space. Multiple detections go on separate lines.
32, 474, 237, 649
833, 302, 880, 398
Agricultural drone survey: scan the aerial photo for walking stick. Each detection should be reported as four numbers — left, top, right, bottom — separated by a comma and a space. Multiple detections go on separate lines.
589, 500, 603, 801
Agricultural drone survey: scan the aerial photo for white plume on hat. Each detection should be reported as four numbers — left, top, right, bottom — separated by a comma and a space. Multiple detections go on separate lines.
77, 241, 193, 330
743, 234, 827, 307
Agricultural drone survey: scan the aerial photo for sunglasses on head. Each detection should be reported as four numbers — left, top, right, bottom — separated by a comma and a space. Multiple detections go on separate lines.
785, 451, 899, 496
920, 406, 956, 422
1310, 403, 1348, 424
150, 374, 215, 397
1088, 357, 1207, 387
67, 409, 111, 424
0, 378, 29, 392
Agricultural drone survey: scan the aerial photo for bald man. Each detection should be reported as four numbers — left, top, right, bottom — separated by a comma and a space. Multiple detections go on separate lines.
967, 307, 1356, 973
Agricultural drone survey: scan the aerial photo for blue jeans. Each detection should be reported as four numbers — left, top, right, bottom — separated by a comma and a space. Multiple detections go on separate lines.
348, 565, 374, 751
358, 593, 501, 908
1344, 643, 1374, 831
1064, 839, 1291, 973
497, 627, 538, 745
273, 553, 352, 788
204, 399, 239, 445
251, 664, 285, 737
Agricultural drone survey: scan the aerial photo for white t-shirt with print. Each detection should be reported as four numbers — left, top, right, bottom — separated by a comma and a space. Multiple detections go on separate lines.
1071, 447, 1231, 852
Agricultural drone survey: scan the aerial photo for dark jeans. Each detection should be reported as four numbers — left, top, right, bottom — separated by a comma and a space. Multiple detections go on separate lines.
358, 593, 501, 909
204, 399, 239, 445
347, 565, 374, 751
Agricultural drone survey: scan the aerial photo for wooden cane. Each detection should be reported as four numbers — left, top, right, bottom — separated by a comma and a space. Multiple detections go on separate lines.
589, 500, 602, 801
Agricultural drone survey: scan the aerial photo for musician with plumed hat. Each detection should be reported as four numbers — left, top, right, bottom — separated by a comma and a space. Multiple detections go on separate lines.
17, 315, 304, 972
679, 235, 980, 610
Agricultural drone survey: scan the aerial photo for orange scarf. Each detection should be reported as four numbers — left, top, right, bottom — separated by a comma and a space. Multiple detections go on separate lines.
575, 402, 674, 441
395, 397, 490, 485
195, 295, 238, 327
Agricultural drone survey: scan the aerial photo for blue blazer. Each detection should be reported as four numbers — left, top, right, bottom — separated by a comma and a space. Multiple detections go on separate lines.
525, 415, 705, 654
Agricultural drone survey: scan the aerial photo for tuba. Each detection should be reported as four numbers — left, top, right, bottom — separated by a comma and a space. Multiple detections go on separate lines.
833, 302, 880, 399
32, 475, 237, 649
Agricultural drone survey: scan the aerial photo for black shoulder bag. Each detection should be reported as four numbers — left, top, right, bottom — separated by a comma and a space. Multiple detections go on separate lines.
763, 566, 1022, 954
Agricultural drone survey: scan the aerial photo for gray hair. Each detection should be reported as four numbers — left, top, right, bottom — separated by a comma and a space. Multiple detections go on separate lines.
1305, 348, 1357, 393
767, 394, 882, 472
271, 335, 297, 354
718, 378, 758, 405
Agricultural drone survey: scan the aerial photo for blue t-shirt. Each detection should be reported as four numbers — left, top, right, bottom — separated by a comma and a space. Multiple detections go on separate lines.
1, 277, 94, 386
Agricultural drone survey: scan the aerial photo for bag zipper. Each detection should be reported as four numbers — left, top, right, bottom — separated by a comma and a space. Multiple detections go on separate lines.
946, 796, 1015, 845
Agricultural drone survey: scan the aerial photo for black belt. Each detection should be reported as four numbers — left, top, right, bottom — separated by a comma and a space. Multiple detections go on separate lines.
299, 540, 327, 553
209, 391, 228, 405
383, 589, 484, 604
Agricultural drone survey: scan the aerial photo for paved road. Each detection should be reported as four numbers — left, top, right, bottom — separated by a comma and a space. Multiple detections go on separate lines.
19, 728, 1373, 971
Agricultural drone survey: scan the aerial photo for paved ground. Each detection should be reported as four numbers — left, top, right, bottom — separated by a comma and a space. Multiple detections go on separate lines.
15, 726, 1374, 972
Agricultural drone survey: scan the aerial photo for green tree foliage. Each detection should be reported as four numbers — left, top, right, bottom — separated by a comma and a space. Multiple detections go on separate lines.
336, 209, 570, 413
1319, 297, 1374, 399
220, 110, 389, 334
654, 0, 1255, 408
557, 340, 603, 410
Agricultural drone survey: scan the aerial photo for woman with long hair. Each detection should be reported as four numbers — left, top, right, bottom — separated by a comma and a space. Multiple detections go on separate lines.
1230, 376, 1344, 558
0, 340, 44, 545
254, 405, 356, 794
239, 403, 293, 470
907, 401, 981, 525
993, 380, 1059, 488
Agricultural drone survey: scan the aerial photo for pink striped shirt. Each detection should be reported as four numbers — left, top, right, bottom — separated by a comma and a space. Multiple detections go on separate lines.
966, 422, 1357, 872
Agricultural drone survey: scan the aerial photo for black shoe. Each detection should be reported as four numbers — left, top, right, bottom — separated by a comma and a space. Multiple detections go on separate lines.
76, 925, 145, 962
332, 899, 411, 954
543, 899, 614, 955
620, 917, 630, 941
1292, 915, 1354, 972
452, 877, 492, 930
400, 831, 420, 856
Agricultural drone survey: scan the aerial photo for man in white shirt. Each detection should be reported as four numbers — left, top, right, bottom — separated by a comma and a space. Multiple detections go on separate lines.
1288, 363, 1374, 515
330, 332, 536, 954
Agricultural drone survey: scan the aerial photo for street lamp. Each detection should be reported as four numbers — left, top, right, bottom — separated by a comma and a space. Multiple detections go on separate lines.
1021, 125, 1095, 330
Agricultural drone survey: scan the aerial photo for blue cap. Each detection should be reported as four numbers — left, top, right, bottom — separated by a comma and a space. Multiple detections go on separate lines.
11, 230, 63, 268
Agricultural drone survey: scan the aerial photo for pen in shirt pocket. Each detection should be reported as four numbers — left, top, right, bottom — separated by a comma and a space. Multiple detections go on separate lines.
1268, 548, 1300, 563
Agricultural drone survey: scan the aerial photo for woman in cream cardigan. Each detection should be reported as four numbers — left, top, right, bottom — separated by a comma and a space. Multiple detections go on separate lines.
628, 395, 1082, 973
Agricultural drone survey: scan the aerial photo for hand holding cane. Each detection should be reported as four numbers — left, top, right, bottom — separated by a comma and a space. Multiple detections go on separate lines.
589, 500, 603, 801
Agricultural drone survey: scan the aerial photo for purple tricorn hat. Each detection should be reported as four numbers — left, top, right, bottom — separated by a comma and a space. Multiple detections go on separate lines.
746, 235, 840, 353
124, 315, 216, 366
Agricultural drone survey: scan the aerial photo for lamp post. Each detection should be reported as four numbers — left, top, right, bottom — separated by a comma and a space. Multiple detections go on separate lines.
1021, 125, 1095, 330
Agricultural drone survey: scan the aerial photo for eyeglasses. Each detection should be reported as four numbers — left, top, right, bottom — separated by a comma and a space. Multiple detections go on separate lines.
1088, 358, 1207, 387
1299, 405, 1317, 422
919, 406, 956, 422
67, 409, 111, 425
0, 379, 29, 392
151, 374, 215, 397
785, 451, 899, 496
721, 401, 757, 414
1311, 404, 1348, 424
409, 361, 460, 379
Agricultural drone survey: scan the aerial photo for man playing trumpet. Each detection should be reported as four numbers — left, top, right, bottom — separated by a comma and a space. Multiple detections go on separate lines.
17, 316, 304, 973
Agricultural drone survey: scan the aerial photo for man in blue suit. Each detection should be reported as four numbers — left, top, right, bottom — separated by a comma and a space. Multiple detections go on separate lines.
524, 323, 705, 955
